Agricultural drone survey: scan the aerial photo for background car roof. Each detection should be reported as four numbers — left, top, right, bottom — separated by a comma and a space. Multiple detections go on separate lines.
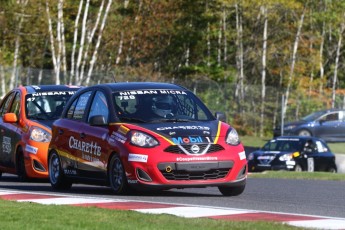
274, 136, 321, 141
93, 82, 188, 91
24, 85, 81, 94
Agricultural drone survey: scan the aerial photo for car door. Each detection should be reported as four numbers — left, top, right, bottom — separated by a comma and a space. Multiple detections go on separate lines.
55, 90, 93, 177
0, 91, 19, 169
303, 139, 334, 172
314, 111, 341, 140
337, 111, 345, 141
77, 90, 110, 180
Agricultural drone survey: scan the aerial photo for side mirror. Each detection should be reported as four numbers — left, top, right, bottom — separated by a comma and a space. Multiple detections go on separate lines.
215, 112, 226, 122
3, 113, 18, 123
89, 115, 107, 126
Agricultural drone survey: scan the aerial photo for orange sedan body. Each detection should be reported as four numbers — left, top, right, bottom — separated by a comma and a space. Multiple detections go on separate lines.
0, 85, 81, 180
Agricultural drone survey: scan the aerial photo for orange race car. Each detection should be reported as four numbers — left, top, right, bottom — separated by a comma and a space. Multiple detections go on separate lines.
0, 85, 81, 180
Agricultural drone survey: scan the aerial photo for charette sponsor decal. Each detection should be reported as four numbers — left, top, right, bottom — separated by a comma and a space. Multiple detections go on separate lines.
69, 136, 101, 156
157, 125, 211, 131
128, 153, 148, 163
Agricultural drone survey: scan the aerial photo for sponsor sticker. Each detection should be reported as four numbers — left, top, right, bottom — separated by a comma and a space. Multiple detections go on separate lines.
118, 125, 129, 135
176, 156, 218, 162
128, 154, 148, 163
238, 151, 246, 160
110, 131, 127, 144
2, 136, 11, 154
25, 144, 38, 154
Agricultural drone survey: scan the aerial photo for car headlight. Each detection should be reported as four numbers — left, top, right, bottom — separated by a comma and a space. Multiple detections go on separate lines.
247, 152, 254, 160
130, 131, 159, 147
279, 153, 293, 161
30, 126, 51, 142
225, 127, 240, 146
284, 125, 296, 130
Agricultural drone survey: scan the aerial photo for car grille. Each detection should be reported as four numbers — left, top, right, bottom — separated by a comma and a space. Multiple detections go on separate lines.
158, 161, 233, 181
160, 169, 230, 180
164, 144, 224, 155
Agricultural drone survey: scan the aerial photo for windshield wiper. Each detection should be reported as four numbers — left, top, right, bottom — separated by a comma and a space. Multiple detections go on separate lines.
150, 118, 192, 123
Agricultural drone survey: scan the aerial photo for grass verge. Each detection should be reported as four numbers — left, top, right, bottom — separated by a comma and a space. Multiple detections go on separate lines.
0, 199, 301, 230
248, 171, 345, 181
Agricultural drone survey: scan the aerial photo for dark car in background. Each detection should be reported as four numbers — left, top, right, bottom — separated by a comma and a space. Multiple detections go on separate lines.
248, 136, 337, 173
273, 109, 345, 142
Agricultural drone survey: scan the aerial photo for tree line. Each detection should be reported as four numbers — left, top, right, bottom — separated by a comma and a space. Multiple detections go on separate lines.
1, 0, 345, 137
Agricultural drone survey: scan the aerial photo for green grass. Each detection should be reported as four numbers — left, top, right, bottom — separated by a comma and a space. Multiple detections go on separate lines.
248, 171, 345, 181
0, 199, 301, 230
241, 135, 345, 154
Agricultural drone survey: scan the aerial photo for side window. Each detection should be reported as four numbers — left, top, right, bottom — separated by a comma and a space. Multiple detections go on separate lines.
9, 93, 21, 117
66, 91, 92, 120
0, 92, 15, 116
323, 112, 339, 121
88, 91, 109, 123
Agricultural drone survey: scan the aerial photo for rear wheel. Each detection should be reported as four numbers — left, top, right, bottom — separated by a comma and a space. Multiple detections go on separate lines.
16, 150, 28, 182
298, 129, 311, 136
49, 151, 72, 190
109, 155, 129, 195
218, 181, 246, 196
328, 167, 337, 173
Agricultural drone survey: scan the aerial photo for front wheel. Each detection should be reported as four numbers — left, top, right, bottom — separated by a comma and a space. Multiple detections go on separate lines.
298, 129, 311, 136
16, 150, 28, 182
108, 155, 129, 195
294, 164, 303, 172
49, 151, 72, 190
328, 167, 337, 173
218, 182, 246, 196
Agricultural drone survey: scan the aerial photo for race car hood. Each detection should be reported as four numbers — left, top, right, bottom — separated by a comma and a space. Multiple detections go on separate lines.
252, 150, 296, 156
31, 119, 54, 130
135, 120, 222, 144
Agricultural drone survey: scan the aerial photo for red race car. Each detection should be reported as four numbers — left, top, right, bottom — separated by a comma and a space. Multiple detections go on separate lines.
0, 85, 81, 180
48, 82, 247, 196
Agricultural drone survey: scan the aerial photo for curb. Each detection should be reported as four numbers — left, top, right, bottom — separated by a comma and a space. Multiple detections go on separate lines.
1, 188, 345, 229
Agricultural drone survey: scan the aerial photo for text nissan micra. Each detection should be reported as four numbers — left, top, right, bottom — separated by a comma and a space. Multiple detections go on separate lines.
48, 82, 247, 196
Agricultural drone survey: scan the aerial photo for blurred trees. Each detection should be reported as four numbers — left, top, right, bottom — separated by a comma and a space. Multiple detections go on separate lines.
1, 0, 345, 136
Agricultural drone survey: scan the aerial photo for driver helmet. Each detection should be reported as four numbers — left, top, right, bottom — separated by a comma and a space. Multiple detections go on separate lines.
152, 95, 176, 118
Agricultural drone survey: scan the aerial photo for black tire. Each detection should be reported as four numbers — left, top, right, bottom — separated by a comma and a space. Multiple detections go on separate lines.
108, 155, 129, 195
294, 164, 303, 172
298, 129, 311, 136
218, 182, 246, 196
49, 151, 72, 190
16, 150, 28, 182
328, 167, 337, 173
0, 171, 2, 179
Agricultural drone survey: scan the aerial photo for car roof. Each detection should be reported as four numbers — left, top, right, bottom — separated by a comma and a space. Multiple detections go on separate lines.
90, 82, 187, 91
316, 108, 345, 113
24, 85, 81, 94
274, 136, 321, 141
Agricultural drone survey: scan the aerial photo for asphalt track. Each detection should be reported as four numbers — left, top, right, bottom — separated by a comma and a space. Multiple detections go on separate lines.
1, 173, 345, 229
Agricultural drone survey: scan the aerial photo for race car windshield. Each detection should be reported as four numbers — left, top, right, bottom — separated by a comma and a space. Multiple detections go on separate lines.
26, 91, 76, 120
262, 139, 303, 152
113, 90, 215, 122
